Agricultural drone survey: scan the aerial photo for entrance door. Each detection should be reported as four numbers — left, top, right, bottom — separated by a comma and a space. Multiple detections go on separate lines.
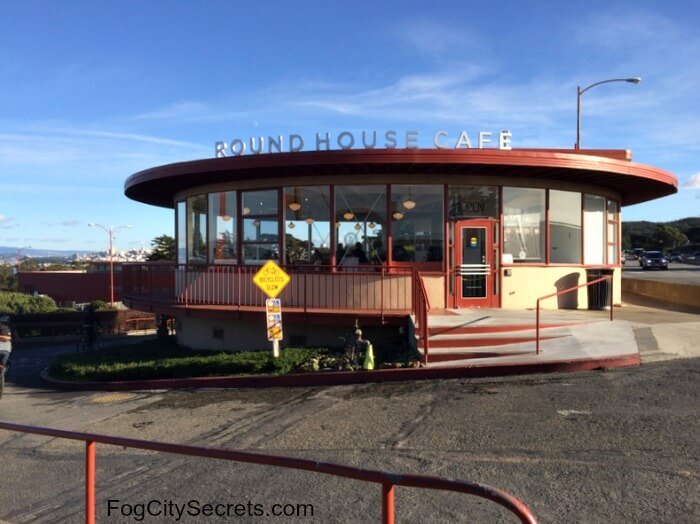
454, 219, 499, 308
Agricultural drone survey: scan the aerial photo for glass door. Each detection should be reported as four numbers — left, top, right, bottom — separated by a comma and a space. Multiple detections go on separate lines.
454, 219, 498, 308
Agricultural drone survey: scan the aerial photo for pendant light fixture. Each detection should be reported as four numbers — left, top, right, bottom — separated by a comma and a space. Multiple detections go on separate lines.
392, 211, 404, 220
402, 188, 416, 210
343, 211, 355, 220
288, 202, 301, 211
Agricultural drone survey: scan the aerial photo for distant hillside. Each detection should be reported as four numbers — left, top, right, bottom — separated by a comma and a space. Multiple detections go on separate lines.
622, 217, 700, 249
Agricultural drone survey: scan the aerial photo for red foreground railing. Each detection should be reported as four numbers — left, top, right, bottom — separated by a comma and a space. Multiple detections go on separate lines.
0, 421, 536, 524
535, 275, 613, 354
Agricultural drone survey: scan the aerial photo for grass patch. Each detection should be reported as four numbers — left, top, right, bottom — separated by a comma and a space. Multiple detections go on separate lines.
49, 341, 327, 382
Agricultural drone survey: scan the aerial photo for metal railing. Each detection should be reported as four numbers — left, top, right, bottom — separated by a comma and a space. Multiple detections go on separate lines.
412, 271, 431, 364
0, 421, 537, 524
122, 263, 413, 314
535, 275, 613, 354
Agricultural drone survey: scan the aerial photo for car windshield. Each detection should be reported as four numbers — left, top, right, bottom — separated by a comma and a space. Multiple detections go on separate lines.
646, 253, 663, 259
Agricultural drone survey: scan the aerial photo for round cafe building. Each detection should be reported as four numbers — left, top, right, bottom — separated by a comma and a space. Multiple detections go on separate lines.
123, 135, 677, 354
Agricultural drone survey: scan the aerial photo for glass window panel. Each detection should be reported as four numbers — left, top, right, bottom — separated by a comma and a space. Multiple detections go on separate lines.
242, 189, 277, 217
335, 185, 387, 265
391, 185, 444, 262
284, 186, 331, 265
448, 186, 498, 218
241, 189, 279, 264
608, 245, 617, 264
243, 244, 279, 264
187, 195, 207, 264
208, 192, 237, 264
177, 201, 186, 264
549, 190, 582, 263
607, 199, 619, 218
584, 195, 605, 264
607, 222, 617, 243
503, 187, 545, 263
243, 218, 278, 242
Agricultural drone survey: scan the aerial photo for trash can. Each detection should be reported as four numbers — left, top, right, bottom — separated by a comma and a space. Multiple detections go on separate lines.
586, 268, 614, 310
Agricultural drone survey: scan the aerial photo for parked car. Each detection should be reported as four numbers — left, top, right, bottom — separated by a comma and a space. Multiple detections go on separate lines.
640, 251, 668, 270
685, 251, 700, 264
668, 251, 682, 262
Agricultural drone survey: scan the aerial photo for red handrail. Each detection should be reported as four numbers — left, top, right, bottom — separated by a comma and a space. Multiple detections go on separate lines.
535, 275, 613, 354
0, 421, 537, 524
412, 270, 431, 365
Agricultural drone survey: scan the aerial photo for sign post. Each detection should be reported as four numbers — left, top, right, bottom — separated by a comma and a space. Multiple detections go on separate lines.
265, 298, 283, 358
253, 261, 291, 358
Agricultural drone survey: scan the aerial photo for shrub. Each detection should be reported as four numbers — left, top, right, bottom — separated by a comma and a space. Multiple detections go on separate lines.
0, 291, 58, 315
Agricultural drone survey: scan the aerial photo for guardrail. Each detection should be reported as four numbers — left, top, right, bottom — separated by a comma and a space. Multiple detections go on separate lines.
0, 421, 537, 524
535, 275, 613, 354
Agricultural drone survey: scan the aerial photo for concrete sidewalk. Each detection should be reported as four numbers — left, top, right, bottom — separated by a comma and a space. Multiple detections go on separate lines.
617, 293, 700, 363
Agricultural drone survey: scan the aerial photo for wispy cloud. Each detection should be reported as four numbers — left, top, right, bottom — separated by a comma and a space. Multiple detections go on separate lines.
682, 173, 700, 189
130, 101, 252, 123
392, 19, 482, 56
61, 220, 82, 227
0, 216, 18, 230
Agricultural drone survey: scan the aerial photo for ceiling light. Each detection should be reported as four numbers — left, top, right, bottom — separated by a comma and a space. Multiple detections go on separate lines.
392, 212, 404, 220
288, 202, 301, 211
354, 223, 362, 230
288, 221, 295, 229
343, 211, 354, 220
368, 221, 376, 229
221, 215, 232, 222
402, 199, 416, 210
242, 207, 251, 216
305, 217, 315, 225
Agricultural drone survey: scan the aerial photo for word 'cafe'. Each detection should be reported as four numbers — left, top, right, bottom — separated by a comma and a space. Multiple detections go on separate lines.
215, 130, 513, 157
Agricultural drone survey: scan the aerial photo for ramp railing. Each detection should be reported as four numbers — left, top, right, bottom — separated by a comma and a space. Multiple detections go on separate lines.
0, 421, 537, 524
535, 275, 613, 354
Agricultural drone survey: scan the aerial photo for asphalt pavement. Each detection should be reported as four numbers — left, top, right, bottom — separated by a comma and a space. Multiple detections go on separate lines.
0, 338, 698, 522
622, 261, 700, 285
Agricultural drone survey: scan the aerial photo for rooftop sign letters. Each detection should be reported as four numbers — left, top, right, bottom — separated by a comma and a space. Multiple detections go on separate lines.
215, 130, 512, 157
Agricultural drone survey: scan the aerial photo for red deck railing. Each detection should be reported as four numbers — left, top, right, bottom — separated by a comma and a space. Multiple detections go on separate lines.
0, 421, 537, 524
535, 275, 613, 354
122, 263, 414, 314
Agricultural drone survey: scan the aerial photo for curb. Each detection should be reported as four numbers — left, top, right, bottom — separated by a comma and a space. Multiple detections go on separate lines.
40, 353, 641, 391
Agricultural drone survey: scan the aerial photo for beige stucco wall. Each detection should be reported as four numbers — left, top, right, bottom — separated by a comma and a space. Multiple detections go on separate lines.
500, 266, 621, 309
176, 315, 406, 352
421, 274, 446, 309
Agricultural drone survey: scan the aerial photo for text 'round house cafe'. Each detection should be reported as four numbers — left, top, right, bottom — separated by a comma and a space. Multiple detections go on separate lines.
123, 130, 677, 352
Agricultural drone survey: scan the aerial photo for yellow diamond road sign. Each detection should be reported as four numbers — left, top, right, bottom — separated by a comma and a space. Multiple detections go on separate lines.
253, 260, 291, 298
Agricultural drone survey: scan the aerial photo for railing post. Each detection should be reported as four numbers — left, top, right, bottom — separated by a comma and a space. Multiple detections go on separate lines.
382, 482, 395, 524
86, 440, 95, 524
535, 298, 541, 355
609, 275, 614, 321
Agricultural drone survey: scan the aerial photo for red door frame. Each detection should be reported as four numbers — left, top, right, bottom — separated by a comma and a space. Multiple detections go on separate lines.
453, 219, 499, 308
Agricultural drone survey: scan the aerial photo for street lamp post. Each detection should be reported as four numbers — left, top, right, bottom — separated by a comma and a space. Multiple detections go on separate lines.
575, 77, 641, 150
16, 245, 31, 272
88, 223, 132, 305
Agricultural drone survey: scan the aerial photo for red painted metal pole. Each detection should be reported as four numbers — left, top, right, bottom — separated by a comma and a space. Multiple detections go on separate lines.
535, 298, 541, 355
382, 482, 395, 524
609, 276, 614, 321
109, 231, 115, 305
86, 440, 95, 524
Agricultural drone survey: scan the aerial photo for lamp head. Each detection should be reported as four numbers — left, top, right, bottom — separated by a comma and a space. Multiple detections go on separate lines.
626, 77, 642, 84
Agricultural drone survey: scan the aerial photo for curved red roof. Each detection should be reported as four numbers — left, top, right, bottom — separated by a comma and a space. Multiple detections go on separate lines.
124, 148, 677, 208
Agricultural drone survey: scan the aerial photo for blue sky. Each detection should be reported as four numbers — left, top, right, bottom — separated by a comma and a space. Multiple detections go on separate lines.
1, 1, 698, 251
